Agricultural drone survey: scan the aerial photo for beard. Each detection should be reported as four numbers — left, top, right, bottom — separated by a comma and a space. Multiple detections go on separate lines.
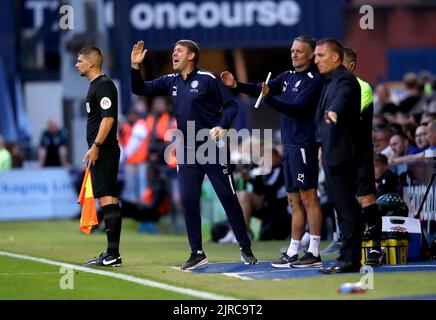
77, 69, 87, 77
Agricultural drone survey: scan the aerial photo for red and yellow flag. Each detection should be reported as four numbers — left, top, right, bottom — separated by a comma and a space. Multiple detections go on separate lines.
77, 168, 98, 234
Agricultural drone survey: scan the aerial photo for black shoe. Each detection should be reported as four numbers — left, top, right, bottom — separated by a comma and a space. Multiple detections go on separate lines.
271, 254, 298, 268
319, 260, 361, 274
365, 249, 383, 266
180, 251, 208, 270
84, 252, 122, 267
240, 247, 258, 265
291, 251, 322, 268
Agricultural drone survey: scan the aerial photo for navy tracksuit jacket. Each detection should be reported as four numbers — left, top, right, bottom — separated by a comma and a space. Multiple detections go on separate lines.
131, 68, 251, 252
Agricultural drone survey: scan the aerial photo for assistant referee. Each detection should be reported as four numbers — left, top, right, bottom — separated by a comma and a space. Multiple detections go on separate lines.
75, 46, 122, 267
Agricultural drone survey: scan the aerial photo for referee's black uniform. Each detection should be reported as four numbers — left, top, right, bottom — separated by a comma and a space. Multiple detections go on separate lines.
86, 75, 120, 197
86, 74, 122, 260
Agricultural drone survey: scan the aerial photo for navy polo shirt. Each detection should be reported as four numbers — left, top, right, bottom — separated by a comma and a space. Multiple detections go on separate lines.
237, 67, 323, 147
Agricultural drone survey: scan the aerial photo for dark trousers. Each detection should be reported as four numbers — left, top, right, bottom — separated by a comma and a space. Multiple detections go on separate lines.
323, 163, 363, 265
178, 162, 251, 252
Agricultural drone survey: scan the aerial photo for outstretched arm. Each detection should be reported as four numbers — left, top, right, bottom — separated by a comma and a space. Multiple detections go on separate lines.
263, 78, 323, 117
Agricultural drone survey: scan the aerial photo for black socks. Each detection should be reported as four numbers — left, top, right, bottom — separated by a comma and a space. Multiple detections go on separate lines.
102, 204, 122, 257
363, 204, 382, 249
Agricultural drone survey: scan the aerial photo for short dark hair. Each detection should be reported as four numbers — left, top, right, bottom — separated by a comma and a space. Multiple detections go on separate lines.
175, 39, 200, 66
316, 38, 344, 61
343, 47, 357, 63
374, 153, 388, 165
78, 45, 103, 67
294, 35, 316, 51
391, 131, 409, 141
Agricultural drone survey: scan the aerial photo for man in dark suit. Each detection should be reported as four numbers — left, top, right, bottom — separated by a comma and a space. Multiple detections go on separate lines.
314, 38, 363, 273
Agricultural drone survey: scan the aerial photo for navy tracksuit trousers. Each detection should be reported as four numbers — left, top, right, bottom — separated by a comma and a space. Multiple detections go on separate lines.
178, 161, 251, 252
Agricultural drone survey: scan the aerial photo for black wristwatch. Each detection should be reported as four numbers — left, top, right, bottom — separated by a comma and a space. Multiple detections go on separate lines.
93, 141, 102, 148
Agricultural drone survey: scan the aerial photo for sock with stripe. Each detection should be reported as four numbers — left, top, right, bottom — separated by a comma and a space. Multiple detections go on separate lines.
308, 234, 321, 257
286, 239, 300, 257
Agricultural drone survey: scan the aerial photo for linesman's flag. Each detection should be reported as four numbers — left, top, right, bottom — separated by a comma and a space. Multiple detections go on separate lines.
77, 168, 98, 234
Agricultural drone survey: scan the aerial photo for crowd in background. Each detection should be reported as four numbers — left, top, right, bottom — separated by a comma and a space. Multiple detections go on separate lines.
1, 69, 435, 243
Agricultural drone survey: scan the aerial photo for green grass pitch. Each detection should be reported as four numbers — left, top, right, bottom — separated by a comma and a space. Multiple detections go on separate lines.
0, 219, 435, 300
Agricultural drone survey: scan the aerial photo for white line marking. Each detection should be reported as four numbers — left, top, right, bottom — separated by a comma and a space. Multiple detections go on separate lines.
0, 250, 236, 300
222, 273, 252, 280
0, 272, 59, 276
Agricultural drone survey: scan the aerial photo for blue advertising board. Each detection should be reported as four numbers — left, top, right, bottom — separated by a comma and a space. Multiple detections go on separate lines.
111, 0, 345, 50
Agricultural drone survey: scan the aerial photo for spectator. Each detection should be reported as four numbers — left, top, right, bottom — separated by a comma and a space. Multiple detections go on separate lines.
373, 126, 393, 157
402, 122, 420, 150
146, 96, 177, 166
390, 125, 430, 165
146, 96, 181, 233
237, 148, 290, 241
375, 83, 397, 115
418, 70, 433, 96
38, 117, 70, 168
425, 119, 436, 153
388, 132, 411, 175
0, 135, 12, 171
398, 72, 423, 114
420, 112, 436, 126
121, 162, 170, 234
374, 153, 400, 198
415, 125, 430, 151
122, 97, 177, 207
121, 109, 149, 204
118, 111, 136, 151
132, 97, 148, 119
390, 132, 419, 158
425, 79, 436, 114
372, 114, 388, 129
5, 142, 23, 168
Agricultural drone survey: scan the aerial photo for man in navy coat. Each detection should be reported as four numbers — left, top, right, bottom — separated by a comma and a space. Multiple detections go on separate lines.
314, 38, 363, 273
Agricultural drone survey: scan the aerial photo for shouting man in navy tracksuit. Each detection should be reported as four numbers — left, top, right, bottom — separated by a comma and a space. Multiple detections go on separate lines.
131, 39, 257, 270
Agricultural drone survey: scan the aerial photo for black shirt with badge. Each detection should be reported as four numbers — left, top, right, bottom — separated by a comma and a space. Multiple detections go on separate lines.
86, 75, 118, 147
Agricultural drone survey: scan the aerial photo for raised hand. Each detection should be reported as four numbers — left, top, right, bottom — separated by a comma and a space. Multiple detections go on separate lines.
220, 71, 237, 88
131, 40, 147, 69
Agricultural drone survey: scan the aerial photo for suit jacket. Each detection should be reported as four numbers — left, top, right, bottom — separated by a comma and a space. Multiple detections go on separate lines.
316, 65, 362, 167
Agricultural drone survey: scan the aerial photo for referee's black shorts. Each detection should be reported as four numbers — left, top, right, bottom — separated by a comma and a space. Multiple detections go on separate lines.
356, 152, 376, 197
90, 144, 120, 198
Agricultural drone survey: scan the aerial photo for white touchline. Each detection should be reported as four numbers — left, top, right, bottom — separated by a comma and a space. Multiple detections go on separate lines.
0, 250, 236, 300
